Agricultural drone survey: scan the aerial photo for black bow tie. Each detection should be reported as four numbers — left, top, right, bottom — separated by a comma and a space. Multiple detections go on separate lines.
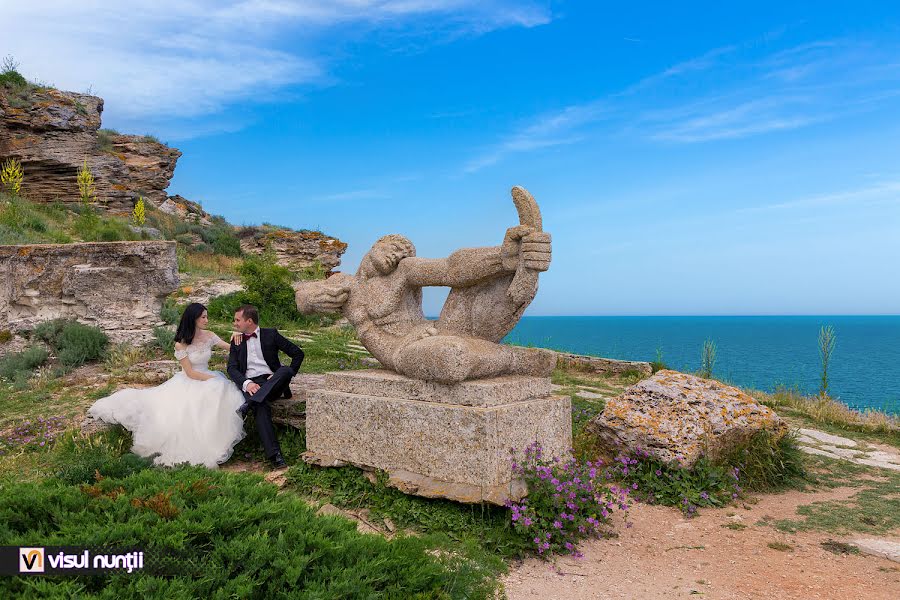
243, 332, 257, 342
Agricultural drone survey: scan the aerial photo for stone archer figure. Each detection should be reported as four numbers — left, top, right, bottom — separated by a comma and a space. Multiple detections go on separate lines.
295, 186, 557, 384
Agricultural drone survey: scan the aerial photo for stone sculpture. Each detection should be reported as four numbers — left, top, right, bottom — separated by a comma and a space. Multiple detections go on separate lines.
296, 187, 571, 504
295, 186, 556, 383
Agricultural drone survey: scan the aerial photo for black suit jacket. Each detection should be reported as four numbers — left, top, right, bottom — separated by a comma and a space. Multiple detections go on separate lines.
227, 328, 304, 391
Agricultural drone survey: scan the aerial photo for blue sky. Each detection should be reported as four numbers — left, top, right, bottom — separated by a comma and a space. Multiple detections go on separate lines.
5, 1, 900, 315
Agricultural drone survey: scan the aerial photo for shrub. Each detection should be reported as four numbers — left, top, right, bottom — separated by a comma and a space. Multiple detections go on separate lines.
152, 326, 175, 355
0, 329, 11, 344
33, 319, 108, 368
0, 346, 49, 381
238, 250, 300, 324
508, 442, 630, 556
160, 298, 183, 326
201, 224, 242, 257
0, 465, 499, 597
207, 291, 247, 323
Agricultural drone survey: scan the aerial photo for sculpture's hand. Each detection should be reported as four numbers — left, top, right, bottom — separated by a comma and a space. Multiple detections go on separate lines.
521, 231, 551, 272
295, 277, 351, 314
501, 225, 533, 271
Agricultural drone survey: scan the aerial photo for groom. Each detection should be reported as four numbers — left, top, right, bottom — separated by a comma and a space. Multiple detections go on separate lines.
228, 304, 304, 469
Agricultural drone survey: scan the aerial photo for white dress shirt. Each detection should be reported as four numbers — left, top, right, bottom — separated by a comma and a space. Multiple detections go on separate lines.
242, 326, 273, 391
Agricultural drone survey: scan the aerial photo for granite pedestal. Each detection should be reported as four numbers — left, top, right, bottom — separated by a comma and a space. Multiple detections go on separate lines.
302, 369, 571, 504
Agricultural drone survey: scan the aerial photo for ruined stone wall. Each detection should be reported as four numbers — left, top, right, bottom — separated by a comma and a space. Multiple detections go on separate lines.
0, 241, 179, 342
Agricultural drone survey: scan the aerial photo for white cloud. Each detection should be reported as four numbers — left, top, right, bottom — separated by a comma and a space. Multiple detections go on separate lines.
464, 101, 605, 172
1, 1, 550, 130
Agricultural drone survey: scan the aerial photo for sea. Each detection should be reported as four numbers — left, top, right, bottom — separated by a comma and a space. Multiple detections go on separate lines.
503, 316, 900, 415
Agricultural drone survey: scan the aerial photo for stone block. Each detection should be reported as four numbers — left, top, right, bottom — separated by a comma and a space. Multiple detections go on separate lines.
303, 369, 571, 504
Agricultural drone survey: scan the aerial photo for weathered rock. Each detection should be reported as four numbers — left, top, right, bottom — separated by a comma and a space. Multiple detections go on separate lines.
0, 241, 179, 343
0, 85, 181, 213
556, 352, 653, 378
586, 369, 787, 467
158, 195, 212, 225
238, 226, 347, 273
303, 370, 571, 504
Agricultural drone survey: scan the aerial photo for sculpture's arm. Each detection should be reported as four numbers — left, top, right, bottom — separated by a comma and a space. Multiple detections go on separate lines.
400, 247, 506, 288
295, 274, 353, 314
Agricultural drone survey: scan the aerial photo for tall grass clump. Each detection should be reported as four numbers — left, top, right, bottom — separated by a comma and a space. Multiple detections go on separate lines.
818, 324, 836, 396
700, 338, 717, 378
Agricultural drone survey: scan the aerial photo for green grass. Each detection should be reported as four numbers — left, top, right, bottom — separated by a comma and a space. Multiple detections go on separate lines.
767, 541, 793, 551
765, 453, 900, 536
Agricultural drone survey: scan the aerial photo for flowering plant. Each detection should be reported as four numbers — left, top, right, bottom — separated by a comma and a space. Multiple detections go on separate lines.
0, 416, 67, 455
508, 441, 630, 556
607, 448, 741, 516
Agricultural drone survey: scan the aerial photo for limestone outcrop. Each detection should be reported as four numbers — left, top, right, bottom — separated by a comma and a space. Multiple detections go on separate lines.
238, 226, 347, 273
0, 241, 179, 342
0, 85, 180, 213
586, 369, 787, 467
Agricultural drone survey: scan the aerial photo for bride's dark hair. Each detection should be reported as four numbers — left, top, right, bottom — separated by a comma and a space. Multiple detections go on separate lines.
174, 302, 207, 346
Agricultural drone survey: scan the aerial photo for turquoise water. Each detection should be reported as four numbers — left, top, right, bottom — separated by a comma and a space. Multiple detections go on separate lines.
504, 316, 900, 415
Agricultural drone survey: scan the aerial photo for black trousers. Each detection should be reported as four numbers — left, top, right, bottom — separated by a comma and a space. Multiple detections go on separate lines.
243, 366, 293, 458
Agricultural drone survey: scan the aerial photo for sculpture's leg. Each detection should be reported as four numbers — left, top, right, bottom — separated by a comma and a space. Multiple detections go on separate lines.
393, 335, 556, 383
437, 274, 536, 343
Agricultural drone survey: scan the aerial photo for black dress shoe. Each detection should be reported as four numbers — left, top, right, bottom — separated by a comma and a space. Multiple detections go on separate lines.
281, 388, 292, 400
271, 452, 287, 468
236, 402, 250, 418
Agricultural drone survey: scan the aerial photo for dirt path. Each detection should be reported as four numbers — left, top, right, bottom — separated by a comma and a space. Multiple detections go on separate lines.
503, 484, 899, 599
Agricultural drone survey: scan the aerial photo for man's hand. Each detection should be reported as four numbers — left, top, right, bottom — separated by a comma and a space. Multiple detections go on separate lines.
246, 382, 261, 395
295, 275, 352, 313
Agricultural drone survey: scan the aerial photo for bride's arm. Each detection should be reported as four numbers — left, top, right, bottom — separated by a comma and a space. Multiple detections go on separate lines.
175, 343, 215, 381
211, 332, 238, 351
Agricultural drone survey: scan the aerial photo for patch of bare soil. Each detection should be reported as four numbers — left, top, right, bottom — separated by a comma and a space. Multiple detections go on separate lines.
503, 487, 900, 599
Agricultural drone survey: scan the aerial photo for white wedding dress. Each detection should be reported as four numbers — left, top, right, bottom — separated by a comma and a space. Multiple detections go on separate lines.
88, 333, 247, 469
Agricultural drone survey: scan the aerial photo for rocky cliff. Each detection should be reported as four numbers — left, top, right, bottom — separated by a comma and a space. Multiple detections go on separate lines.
239, 226, 348, 273
0, 85, 179, 213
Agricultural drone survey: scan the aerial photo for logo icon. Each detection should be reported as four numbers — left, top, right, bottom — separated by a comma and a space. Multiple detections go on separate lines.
19, 547, 45, 573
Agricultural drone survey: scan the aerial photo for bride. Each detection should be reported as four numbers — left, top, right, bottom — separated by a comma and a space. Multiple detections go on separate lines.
88, 302, 247, 469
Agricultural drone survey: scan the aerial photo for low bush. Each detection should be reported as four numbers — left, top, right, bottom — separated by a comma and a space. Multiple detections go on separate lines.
0, 346, 49, 381
151, 326, 175, 355
238, 250, 299, 323
0, 459, 500, 598
33, 319, 108, 368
